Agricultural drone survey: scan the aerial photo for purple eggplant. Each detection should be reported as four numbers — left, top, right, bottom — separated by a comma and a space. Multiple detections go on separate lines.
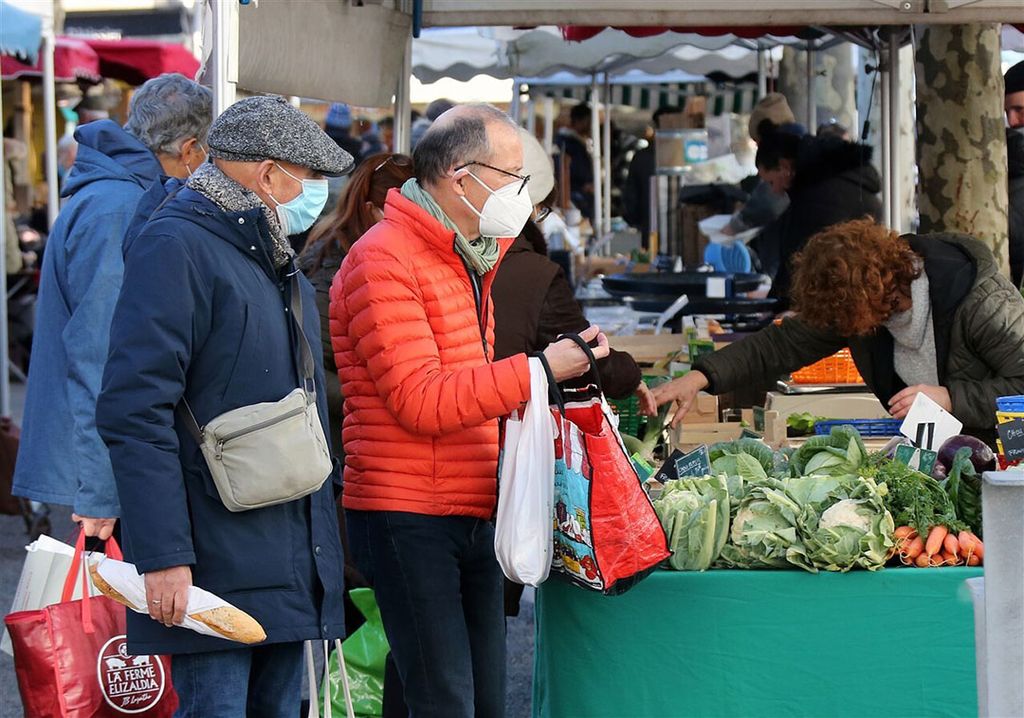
937, 435, 995, 473
931, 461, 948, 482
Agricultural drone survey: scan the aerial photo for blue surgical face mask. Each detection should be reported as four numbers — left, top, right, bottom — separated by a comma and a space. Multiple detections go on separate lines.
268, 163, 329, 235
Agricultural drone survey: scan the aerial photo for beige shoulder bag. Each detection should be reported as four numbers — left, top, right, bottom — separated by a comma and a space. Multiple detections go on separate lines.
179, 270, 333, 512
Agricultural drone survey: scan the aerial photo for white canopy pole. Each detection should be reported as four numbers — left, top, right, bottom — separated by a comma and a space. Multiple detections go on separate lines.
805, 40, 816, 131
211, 0, 238, 115
0, 80, 10, 418
42, 28, 58, 229
602, 74, 612, 238
757, 47, 767, 98
394, 31, 412, 154
510, 82, 522, 124
526, 98, 536, 135
543, 95, 555, 156
590, 74, 603, 252
887, 31, 901, 232
879, 54, 892, 229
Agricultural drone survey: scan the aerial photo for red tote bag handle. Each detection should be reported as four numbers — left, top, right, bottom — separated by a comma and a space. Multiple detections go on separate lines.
59, 530, 123, 633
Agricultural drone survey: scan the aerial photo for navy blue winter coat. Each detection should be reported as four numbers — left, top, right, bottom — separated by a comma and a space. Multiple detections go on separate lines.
13, 120, 163, 516
96, 177, 345, 655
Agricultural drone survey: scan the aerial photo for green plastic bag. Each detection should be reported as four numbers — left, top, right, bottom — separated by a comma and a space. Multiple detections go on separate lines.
324, 588, 391, 718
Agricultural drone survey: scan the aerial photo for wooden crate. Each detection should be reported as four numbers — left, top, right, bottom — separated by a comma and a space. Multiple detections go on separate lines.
670, 422, 743, 452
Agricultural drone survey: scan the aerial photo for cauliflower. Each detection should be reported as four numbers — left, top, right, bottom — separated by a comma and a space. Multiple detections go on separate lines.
819, 499, 872, 532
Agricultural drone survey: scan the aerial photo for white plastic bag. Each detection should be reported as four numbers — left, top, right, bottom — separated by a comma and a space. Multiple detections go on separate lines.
495, 357, 556, 586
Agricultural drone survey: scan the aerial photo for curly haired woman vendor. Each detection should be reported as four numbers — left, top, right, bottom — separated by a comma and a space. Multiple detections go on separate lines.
652, 218, 1024, 442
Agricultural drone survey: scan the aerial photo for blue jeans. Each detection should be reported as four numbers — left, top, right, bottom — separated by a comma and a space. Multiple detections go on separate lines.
171, 642, 304, 717
347, 510, 505, 718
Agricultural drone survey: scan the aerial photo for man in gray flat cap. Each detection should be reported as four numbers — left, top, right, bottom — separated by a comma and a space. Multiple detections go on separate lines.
96, 95, 352, 715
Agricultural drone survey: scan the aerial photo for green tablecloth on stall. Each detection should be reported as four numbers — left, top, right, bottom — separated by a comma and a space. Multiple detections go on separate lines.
534, 567, 982, 718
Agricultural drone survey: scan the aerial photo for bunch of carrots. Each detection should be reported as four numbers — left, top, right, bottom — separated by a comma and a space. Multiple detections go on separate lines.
893, 525, 984, 567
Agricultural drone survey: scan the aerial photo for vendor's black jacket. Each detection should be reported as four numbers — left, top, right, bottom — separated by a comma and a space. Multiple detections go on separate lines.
695, 234, 1024, 441
1008, 128, 1024, 287
760, 136, 882, 306
492, 229, 641, 400
96, 178, 345, 655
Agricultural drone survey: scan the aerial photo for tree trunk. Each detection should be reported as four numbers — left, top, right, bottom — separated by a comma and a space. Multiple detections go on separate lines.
915, 23, 1008, 271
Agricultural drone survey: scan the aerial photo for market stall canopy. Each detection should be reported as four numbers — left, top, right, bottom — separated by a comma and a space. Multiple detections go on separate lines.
421, 0, 1024, 27
1, 36, 101, 82
0, 0, 42, 64
561, 25, 817, 42
82, 38, 200, 86
222, 0, 410, 106
521, 69, 759, 114
1005, 24, 1024, 52
412, 26, 781, 84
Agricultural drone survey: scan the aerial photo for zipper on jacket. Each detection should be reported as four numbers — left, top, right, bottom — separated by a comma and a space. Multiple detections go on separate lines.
213, 404, 306, 459
457, 247, 488, 357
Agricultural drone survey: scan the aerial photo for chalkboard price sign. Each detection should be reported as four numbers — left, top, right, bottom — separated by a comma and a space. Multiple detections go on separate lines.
675, 445, 712, 479
652, 449, 685, 484
997, 418, 1024, 462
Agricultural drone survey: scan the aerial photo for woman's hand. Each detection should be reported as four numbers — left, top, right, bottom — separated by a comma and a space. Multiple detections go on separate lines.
887, 384, 952, 419
635, 381, 657, 417
650, 371, 709, 428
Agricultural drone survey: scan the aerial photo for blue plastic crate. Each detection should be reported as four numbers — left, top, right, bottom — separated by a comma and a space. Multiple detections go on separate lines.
814, 419, 902, 437
997, 396, 1024, 412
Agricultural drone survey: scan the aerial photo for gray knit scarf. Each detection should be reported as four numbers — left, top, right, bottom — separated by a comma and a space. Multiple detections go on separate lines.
187, 162, 294, 269
400, 178, 499, 275
885, 269, 938, 386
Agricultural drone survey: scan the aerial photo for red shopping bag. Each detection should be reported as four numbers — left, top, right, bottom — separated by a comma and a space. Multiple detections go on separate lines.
5, 531, 177, 717
537, 335, 670, 595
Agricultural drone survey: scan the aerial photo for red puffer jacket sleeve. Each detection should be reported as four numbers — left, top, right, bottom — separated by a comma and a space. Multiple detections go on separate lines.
336, 243, 530, 437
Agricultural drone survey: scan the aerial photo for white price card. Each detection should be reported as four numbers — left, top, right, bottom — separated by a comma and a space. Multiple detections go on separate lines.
706, 276, 727, 299
899, 392, 963, 452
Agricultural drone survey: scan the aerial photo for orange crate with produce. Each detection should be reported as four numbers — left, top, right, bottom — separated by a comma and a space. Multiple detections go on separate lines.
790, 348, 864, 385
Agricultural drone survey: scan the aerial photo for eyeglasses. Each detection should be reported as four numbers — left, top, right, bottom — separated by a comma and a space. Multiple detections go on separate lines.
454, 161, 531, 196
374, 154, 413, 173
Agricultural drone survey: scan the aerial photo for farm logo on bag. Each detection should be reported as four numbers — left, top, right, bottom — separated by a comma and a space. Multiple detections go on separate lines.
96, 635, 167, 713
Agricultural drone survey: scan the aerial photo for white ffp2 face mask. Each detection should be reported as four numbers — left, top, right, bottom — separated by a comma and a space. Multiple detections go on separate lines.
460, 171, 534, 238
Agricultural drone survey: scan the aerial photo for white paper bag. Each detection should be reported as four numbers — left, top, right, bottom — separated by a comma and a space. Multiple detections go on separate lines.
1, 535, 98, 655
495, 357, 556, 586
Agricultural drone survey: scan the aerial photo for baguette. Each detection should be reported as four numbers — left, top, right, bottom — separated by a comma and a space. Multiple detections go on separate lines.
89, 563, 139, 610
188, 606, 266, 645
89, 562, 267, 644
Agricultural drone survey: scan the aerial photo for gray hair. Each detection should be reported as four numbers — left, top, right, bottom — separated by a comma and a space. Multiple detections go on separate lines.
57, 135, 77, 157
125, 73, 213, 156
414, 103, 515, 186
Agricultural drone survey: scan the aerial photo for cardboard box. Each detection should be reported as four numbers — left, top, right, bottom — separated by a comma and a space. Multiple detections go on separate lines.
682, 392, 720, 425
763, 392, 889, 421
670, 421, 743, 452
608, 334, 684, 366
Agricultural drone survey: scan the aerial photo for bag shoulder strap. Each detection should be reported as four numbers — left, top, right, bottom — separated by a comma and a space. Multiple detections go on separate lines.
175, 266, 318, 438
532, 351, 565, 414
288, 268, 317, 391
557, 332, 604, 395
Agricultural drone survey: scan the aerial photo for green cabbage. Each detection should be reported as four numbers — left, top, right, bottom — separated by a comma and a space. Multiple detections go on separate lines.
653, 476, 731, 571
710, 438, 775, 475
790, 426, 867, 477
798, 476, 895, 572
717, 478, 809, 570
